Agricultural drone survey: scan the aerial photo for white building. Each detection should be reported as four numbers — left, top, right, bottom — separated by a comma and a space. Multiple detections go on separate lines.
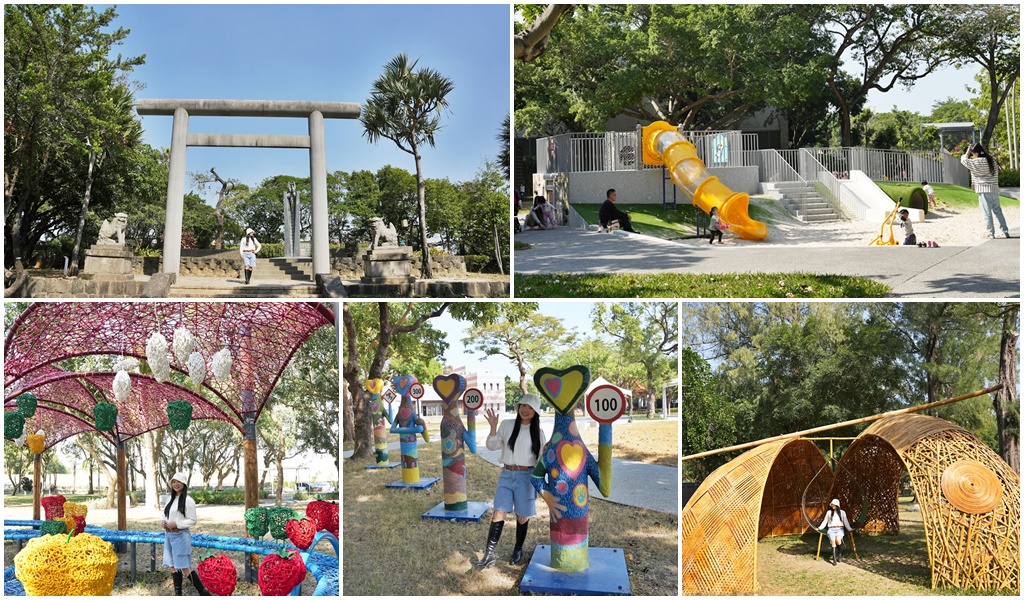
416, 366, 506, 417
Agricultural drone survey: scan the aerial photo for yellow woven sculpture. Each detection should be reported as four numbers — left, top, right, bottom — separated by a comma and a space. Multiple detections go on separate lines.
57, 516, 77, 537
13, 533, 118, 595
63, 501, 88, 518
26, 433, 44, 455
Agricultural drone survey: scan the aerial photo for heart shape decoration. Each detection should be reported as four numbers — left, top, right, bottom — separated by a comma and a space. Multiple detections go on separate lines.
286, 517, 316, 550
534, 366, 591, 415
557, 440, 586, 479
392, 375, 416, 396
364, 379, 384, 395
433, 374, 466, 402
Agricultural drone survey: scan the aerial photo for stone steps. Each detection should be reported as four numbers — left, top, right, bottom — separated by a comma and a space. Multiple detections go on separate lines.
252, 257, 312, 282
763, 181, 842, 223
167, 280, 319, 298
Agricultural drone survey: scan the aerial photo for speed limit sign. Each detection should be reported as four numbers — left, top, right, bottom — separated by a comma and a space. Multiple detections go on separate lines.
586, 385, 626, 424
462, 388, 484, 411
410, 382, 425, 399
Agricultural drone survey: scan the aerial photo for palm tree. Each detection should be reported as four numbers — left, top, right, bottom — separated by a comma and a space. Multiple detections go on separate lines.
361, 53, 454, 279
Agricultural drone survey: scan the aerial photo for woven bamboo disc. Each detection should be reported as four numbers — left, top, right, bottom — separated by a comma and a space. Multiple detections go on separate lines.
939, 459, 1002, 514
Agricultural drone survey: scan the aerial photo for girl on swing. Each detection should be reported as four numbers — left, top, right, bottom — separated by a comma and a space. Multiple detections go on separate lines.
818, 498, 853, 566
162, 472, 211, 595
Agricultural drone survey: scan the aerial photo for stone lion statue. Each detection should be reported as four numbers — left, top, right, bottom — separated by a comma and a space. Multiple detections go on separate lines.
369, 217, 398, 249
97, 212, 128, 245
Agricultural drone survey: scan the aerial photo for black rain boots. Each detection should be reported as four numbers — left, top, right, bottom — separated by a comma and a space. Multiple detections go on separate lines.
189, 570, 213, 596
172, 571, 183, 596
836, 543, 843, 564
510, 519, 529, 565
244, 269, 252, 284
475, 520, 504, 568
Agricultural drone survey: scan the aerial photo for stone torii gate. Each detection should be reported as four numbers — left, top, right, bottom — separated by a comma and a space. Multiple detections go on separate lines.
135, 99, 360, 278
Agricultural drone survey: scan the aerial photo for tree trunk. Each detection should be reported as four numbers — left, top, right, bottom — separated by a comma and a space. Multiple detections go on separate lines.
143, 431, 162, 510
69, 146, 100, 276
647, 371, 657, 419
88, 462, 94, 494
493, 224, 504, 276
413, 147, 433, 279
343, 303, 374, 460
996, 305, 1019, 473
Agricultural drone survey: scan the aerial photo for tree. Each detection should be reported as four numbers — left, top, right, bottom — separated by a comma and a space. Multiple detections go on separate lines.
463, 303, 572, 396
226, 175, 302, 244
456, 161, 510, 269
193, 421, 240, 489
942, 4, 1019, 148
191, 167, 244, 249
593, 303, 677, 418
4, 5, 144, 292
805, 5, 948, 146
680, 348, 735, 480
515, 4, 575, 62
274, 324, 340, 467
257, 403, 299, 505
361, 53, 455, 279
497, 114, 511, 179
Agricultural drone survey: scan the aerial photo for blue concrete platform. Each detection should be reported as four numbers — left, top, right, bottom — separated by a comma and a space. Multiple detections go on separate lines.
385, 477, 439, 490
364, 462, 401, 470
520, 545, 631, 596
422, 501, 492, 522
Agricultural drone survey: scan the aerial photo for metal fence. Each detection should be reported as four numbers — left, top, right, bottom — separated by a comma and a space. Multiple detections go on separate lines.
752, 149, 804, 183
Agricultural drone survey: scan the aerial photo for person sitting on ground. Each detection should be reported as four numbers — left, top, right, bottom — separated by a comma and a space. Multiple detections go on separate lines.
599, 188, 635, 232
708, 206, 723, 244
524, 196, 549, 230
538, 197, 555, 229
898, 209, 916, 246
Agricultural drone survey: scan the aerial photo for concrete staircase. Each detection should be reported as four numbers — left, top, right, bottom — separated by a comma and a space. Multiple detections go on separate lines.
762, 181, 841, 223
167, 279, 318, 298
253, 257, 313, 282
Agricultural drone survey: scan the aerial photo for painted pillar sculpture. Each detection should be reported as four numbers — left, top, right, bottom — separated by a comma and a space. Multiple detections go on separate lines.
365, 379, 390, 466
530, 366, 613, 572
389, 375, 429, 483
433, 374, 474, 511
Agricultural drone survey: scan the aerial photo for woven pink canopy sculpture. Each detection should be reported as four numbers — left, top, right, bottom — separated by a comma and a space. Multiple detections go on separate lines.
5, 302, 333, 438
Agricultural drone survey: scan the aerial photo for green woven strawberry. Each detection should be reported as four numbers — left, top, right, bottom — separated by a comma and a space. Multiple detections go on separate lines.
16, 393, 37, 418
196, 552, 237, 596
40, 520, 67, 536
93, 403, 118, 432
166, 401, 192, 431
267, 506, 298, 541
258, 548, 305, 596
5, 411, 25, 439
244, 507, 269, 538
285, 518, 316, 550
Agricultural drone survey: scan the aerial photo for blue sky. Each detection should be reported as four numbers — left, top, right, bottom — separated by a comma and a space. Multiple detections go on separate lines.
99, 4, 510, 204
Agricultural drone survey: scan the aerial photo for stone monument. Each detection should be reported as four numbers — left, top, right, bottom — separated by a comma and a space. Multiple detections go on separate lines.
361, 216, 414, 284
80, 213, 135, 281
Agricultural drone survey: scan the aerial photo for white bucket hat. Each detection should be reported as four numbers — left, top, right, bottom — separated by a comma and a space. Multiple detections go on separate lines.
830, 498, 840, 507
517, 393, 542, 414
170, 471, 190, 486
246, 228, 255, 235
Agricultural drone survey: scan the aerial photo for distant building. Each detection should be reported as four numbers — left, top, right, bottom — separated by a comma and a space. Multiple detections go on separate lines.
416, 366, 506, 416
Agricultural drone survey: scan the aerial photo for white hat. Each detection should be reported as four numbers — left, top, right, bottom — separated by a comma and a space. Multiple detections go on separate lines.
517, 393, 542, 414
830, 498, 840, 507
170, 471, 190, 485
246, 228, 255, 235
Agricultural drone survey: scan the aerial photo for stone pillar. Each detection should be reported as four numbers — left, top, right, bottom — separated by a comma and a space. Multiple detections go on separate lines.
309, 111, 329, 274
282, 188, 293, 257
163, 107, 189, 276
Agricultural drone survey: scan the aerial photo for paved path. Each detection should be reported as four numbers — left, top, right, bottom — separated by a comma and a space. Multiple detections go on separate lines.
346, 417, 679, 515
514, 228, 1020, 298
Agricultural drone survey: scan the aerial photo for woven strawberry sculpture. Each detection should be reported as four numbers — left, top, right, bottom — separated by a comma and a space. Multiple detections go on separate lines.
41, 495, 67, 520
305, 500, 330, 531
197, 552, 237, 596
285, 518, 316, 550
93, 402, 118, 432
258, 548, 305, 596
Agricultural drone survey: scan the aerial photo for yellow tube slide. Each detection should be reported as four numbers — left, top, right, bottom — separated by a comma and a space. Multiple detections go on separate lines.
642, 121, 767, 241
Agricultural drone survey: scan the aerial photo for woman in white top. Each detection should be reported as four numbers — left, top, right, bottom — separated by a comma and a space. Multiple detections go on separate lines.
961, 143, 1009, 238
239, 228, 262, 284
162, 472, 210, 595
475, 394, 548, 568
818, 498, 854, 566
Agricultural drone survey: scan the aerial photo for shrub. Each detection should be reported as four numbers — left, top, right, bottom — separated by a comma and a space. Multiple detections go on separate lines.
999, 168, 1020, 187
292, 491, 309, 501
464, 254, 510, 274
257, 243, 285, 259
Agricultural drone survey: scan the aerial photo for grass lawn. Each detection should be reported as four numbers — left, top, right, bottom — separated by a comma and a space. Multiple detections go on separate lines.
578, 419, 677, 467
572, 203, 699, 240
513, 241, 533, 251
343, 444, 678, 596
5, 494, 102, 506
754, 501, 1010, 596
876, 182, 1019, 210
516, 272, 890, 299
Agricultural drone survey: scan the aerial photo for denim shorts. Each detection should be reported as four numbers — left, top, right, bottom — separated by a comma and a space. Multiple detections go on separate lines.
163, 529, 193, 569
493, 468, 537, 517
827, 526, 845, 544
242, 251, 256, 269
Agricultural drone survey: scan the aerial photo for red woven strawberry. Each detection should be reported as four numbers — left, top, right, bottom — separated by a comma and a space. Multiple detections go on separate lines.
285, 518, 316, 550
324, 502, 338, 538
197, 552, 237, 596
41, 495, 67, 520
72, 515, 86, 535
258, 549, 306, 596
305, 500, 330, 531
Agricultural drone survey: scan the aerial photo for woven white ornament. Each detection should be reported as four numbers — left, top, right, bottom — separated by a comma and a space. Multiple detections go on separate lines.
146, 332, 170, 383
112, 370, 131, 402
112, 357, 139, 372
211, 348, 232, 383
173, 327, 196, 366
188, 351, 207, 386
15, 430, 27, 447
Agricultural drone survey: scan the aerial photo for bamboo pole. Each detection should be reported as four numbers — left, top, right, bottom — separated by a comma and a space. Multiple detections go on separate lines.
32, 454, 42, 520
682, 384, 1003, 462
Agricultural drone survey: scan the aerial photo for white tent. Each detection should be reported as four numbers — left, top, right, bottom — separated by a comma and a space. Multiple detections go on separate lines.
586, 377, 632, 399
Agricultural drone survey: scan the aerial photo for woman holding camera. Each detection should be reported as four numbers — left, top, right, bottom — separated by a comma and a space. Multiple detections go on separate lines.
961, 143, 1009, 239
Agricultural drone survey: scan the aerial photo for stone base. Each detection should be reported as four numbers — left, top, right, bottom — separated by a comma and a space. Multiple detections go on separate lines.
81, 244, 134, 281
361, 247, 415, 284
421, 501, 492, 522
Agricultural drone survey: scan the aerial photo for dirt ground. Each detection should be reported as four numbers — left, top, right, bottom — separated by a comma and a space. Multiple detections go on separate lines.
578, 418, 679, 467
3, 500, 335, 596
